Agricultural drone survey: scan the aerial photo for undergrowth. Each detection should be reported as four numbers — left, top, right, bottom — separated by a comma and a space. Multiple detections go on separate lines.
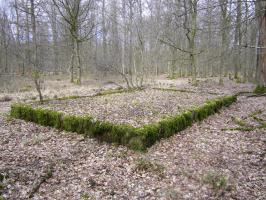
253, 85, 266, 94
203, 171, 228, 191
134, 158, 165, 177
223, 109, 266, 132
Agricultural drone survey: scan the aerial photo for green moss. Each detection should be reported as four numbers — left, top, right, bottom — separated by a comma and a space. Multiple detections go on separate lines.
153, 87, 196, 93
95, 88, 137, 96
63, 115, 85, 134
137, 123, 160, 147
111, 125, 135, 145
248, 110, 262, 118
182, 111, 193, 126
128, 136, 145, 151
10, 94, 237, 151
134, 158, 165, 176
233, 117, 247, 127
82, 116, 94, 136
203, 172, 228, 191
10, 104, 21, 118
253, 85, 266, 94
159, 118, 177, 138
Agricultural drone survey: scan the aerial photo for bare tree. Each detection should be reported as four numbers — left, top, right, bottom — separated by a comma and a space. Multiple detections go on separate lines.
219, 0, 228, 84
52, 0, 95, 84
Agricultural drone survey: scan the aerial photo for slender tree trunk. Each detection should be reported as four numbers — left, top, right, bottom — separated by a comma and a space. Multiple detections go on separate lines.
30, 0, 43, 103
30, 0, 38, 70
69, 38, 75, 83
207, 0, 213, 77
102, 0, 107, 59
234, 0, 242, 79
51, 5, 59, 73
129, 0, 134, 87
219, 0, 228, 85
14, 0, 22, 74
25, 5, 31, 73
76, 41, 82, 84
121, 0, 127, 75
190, 0, 197, 85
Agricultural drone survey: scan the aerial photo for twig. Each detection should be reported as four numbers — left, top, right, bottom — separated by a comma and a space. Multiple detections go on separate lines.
247, 93, 266, 98
28, 163, 54, 198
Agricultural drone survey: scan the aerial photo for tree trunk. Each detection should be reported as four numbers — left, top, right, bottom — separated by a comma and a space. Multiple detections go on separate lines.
234, 0, 242, 79
256, 0, 266, 85
219, 0, 228, 85
102, 0, 107, 59
190, 0, 197, 85
69, 38, 75, 83
50, 5, 59, 73
76, 41, 82, 85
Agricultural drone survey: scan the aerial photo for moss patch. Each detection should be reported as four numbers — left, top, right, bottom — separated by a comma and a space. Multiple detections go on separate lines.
10, 95, 237, 151
253, 85, 266, 94
203, 171, 228, 191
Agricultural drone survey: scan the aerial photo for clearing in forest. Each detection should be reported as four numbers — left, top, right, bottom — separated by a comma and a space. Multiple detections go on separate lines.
10, 87, 236, 150
29, 88, 223, 127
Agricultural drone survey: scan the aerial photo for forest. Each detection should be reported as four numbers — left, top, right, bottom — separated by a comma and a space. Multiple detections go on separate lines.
0, 0, 265, 199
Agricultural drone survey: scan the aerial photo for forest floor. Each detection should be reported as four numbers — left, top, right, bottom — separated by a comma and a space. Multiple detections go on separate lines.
0, 77, 265, 199
30, 89, 222, 127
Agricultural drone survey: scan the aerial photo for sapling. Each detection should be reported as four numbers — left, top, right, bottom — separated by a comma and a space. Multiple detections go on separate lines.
32, 70, 44, 104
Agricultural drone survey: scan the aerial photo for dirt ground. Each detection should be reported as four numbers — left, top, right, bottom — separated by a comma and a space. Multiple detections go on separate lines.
0, 77, 265, 199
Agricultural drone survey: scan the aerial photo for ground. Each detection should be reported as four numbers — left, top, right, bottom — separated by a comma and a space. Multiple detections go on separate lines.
0, 76, 265, 200
30, 89, 222, 127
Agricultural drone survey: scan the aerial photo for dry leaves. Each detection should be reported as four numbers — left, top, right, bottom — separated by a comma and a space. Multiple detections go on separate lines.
0, 79, 265, 199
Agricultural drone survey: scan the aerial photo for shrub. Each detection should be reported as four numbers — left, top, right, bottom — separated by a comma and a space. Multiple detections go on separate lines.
10, 94, 237, 151
10, 104, 21, 118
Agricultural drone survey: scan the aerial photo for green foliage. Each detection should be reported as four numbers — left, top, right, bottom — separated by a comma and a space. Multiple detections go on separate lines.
248, 110, 262, 118
0, 172, 5, 198
10, 95, 237, 151
10, 104, 21, 118
233, 117, 246, 127
203, 172, 228, 191
19, 85, 32, 92
153, 87, 195, 93
43, 95, 83, 103
136, 123, 160, 147
81, 193, 91, 200
235, 76, 245, 83
134, 158, 165, 176
54, 96, 80, 101
95, 88, 126, 96
63, 115, 85, 134
253, 85, 266, 94
128, 136, 145, 151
